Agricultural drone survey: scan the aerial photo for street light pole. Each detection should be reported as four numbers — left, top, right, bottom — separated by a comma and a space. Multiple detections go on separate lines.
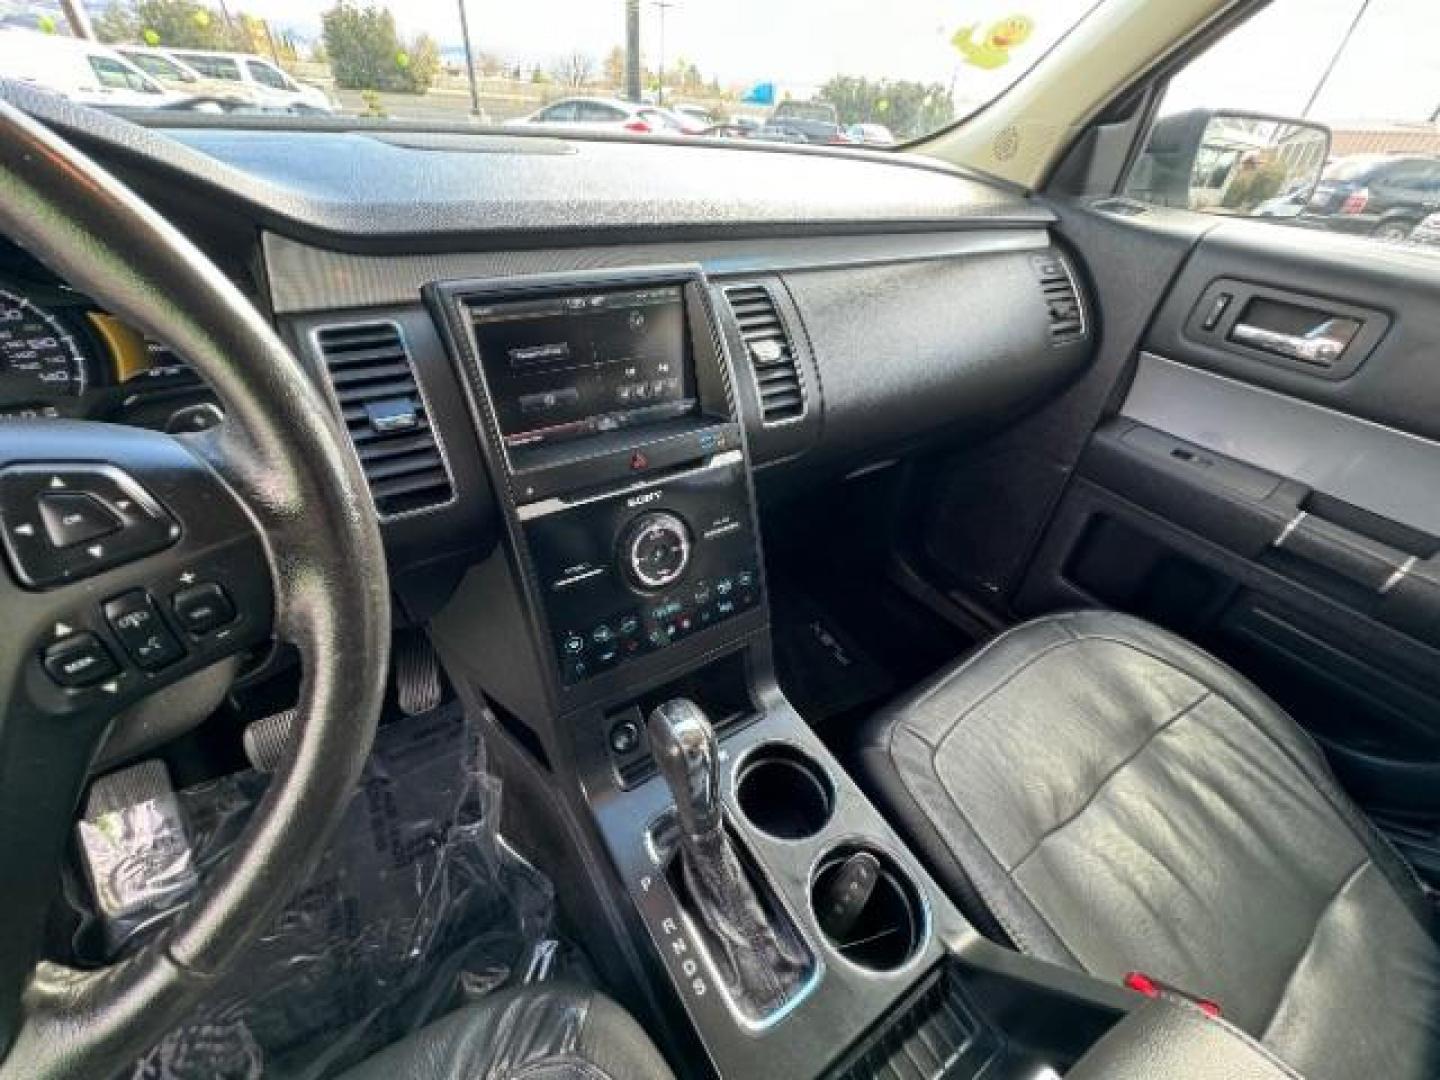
624, 0, 641, 102
457, 0, 482, 118
652, 0, 674, 105
59, 0, 96, 40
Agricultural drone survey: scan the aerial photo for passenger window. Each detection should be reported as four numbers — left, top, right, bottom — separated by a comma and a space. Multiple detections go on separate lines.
580, 103, 626, 122
178, 55, 241, 82
246, 61, 290, 92
88, 57, 156, 94
540, 102, 578, 122
1126, 0, 1440, 249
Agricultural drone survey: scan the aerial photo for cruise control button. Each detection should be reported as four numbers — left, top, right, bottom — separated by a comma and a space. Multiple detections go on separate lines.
104, 590, 184, 671
42, 633, 118, 688
171, 582, 236, 636
37, 493, 120, 549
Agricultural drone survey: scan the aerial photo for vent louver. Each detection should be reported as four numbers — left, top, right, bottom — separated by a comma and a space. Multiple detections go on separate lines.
723, 283, 805, 424
314, 321, 454, 519
831, 965, 1003, 1080
1032, 252, 1086, 345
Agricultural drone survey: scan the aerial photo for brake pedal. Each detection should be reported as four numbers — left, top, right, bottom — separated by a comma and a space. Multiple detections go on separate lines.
78, 760, 198, 930
242, 637, 443, 772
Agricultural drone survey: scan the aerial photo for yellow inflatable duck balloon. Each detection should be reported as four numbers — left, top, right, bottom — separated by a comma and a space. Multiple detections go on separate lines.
952, 14, 1035, 70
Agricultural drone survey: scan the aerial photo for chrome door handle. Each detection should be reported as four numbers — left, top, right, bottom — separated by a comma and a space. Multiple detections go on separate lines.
1231, 323, 1346, 366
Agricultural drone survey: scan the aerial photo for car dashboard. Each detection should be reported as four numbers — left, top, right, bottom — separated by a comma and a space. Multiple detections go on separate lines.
0, 84, 1115, 1080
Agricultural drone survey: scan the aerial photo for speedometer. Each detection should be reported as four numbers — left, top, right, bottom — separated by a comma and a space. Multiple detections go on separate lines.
0, 288, 88, 412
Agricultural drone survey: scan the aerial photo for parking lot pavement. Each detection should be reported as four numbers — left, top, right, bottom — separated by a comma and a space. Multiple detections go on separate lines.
333, 87, 535, 123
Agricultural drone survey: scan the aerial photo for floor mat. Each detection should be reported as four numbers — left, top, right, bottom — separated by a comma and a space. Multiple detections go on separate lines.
772, 587, 896, 726
770, 557, 977, 738
74, 703, 573, 1079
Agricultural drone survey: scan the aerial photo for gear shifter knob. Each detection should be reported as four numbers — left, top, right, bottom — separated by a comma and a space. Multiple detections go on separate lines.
646, 698, 720, 841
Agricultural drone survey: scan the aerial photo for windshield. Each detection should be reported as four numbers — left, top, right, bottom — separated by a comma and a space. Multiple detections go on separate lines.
1, 1, 1100, 143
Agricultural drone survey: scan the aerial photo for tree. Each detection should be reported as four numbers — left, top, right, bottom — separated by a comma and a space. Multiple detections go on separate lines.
321, 2, 438, 93
397, 33, 441, 94
551, 50, 595, 88
818, 75, 954, 139
96, 1, 246, 49
603, 45, 625, 89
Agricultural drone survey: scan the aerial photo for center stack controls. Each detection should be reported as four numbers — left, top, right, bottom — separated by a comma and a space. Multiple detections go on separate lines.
521, 450, 761, 684
429, 265, 766, 693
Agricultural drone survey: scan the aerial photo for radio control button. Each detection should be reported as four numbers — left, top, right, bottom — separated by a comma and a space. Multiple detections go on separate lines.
621, 512, 692, 592
562, 632, 586, 656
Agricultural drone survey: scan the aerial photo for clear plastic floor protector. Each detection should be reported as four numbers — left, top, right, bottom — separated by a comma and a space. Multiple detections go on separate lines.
75, 703, 560, 1080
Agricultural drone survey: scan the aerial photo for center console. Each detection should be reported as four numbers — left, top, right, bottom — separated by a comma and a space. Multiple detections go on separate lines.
428, 267, 765, 711
426, 266, 1133, 1080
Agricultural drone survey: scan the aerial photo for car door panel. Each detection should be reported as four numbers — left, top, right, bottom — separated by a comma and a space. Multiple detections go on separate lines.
1006, 200, 1440, 868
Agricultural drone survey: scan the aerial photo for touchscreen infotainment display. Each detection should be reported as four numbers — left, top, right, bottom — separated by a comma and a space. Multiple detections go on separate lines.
470, 285, 695, 451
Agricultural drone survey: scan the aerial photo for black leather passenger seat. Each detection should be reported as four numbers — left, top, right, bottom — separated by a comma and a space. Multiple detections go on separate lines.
859, 610, 1440, 1080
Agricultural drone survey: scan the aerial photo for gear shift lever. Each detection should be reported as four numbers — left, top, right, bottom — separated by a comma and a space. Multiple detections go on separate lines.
647, 698, 721, 841
646, 698, 809, 1019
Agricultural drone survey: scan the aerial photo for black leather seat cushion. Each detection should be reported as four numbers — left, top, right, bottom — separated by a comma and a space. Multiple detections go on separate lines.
859, 611, 1440, 1080
338, 983, 675, 1080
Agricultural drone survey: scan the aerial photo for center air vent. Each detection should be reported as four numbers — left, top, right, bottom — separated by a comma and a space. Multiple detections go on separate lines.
314, 321, 454, 519
1031, 252, 1086, 345
722, 283, 805, 424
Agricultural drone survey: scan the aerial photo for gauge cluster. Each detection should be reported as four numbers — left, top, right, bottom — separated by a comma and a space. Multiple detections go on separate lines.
0, 269, 218, 433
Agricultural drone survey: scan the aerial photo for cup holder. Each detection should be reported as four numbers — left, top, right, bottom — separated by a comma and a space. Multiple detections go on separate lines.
811, 845, 925, 973
735, 745, 835, 840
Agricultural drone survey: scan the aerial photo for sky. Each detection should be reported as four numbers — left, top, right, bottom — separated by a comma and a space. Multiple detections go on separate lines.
1163, 0, 1440, 124
11, 0, 1440, 123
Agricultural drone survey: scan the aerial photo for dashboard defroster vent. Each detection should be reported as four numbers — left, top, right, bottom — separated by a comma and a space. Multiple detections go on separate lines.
1031, 251, 1086, 345
314, 321, 454, 519
722, 283, 805, 424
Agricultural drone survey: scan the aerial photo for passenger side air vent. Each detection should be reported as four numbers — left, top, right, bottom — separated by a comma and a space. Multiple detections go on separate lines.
314, 321, 454, 519
1031, 251, 1086, 345
722, 283, 805, 424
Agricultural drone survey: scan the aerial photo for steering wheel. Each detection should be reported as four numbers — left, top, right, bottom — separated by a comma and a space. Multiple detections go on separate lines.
0, 100, 390, 1077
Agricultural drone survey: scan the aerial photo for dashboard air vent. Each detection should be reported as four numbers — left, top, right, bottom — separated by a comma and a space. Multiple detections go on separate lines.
314, 321, 453, 518
1031, 252, 1086, 345
722, 283, 804, 424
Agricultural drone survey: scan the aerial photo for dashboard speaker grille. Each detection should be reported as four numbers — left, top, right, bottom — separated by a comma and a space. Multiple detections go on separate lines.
1031, 251, 1086, 345
722, 282, 805, 424
314, 321, 454, 518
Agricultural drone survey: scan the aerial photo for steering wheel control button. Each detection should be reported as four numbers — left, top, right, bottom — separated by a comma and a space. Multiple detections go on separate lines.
0, 465, 179, 589
37, 492, 121, 549
42, 633, 119, 688
171, 582, 236, 636
104, 590, 185, 671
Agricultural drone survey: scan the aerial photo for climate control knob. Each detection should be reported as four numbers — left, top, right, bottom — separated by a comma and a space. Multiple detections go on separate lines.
621, 511, 692, 592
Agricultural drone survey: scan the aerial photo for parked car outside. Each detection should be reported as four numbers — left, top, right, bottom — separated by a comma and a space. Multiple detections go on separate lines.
1253, 186, 1310, 219
1300, 153, 1440, 241
166, 49, 335, 113
505, 96, 689, 135
671, 103, 719, 129
846, 122, 897, 146
0, 29, 210, 111
769, 99, 846, 143
1407, 211, 1440, 250
115, 46, 255, 108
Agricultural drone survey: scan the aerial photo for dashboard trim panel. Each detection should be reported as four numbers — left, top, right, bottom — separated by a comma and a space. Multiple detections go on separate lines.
263, 229, 1053, 314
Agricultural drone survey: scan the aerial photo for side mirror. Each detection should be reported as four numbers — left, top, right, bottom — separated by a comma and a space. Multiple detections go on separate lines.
1126, 109, 1331, 217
